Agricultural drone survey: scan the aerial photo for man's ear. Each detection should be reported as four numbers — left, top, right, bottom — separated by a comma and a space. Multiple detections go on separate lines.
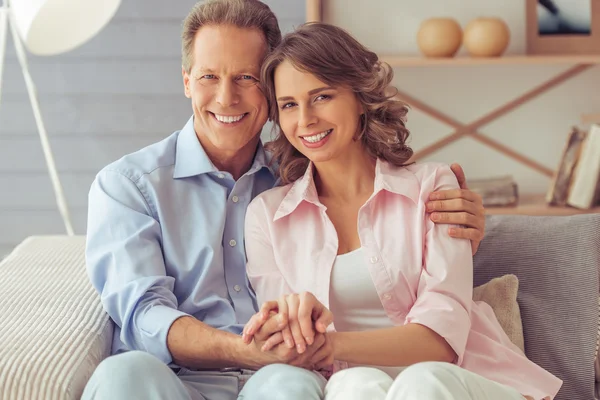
182, 66, 191, 98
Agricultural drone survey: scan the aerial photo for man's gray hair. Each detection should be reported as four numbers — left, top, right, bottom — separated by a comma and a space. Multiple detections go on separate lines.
182, 0, 282, 72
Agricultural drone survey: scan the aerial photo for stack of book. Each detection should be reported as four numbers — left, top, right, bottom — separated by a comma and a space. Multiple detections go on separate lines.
546, 124, 600, 209
469, 175, 519, 207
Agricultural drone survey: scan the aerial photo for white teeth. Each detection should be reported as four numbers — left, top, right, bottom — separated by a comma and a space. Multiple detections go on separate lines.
214, 113, 245, 123
303, 129, 331, 143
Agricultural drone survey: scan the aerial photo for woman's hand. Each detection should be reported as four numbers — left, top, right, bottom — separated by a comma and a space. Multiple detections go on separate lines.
245, 312, 330, 369
242, 292, 333, 354
427, 163, 486, 255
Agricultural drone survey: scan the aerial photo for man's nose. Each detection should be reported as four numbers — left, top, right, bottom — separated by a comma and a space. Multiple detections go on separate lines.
215, 80, 240, 107
298, 106, 317, 128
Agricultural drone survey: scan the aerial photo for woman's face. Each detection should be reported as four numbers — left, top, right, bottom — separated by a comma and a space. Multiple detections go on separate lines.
273, 60, 364, 165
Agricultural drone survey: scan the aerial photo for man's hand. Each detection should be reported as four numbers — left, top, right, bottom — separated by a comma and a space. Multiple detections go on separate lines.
243, 292, 333, 354
247, 313, 330, 369
243, 301, 295, 350
427, 163, 485, 255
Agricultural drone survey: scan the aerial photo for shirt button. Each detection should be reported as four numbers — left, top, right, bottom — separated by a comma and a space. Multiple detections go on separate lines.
383, 293, 392, 300
370, 256, 378, 264
232, 195, 239, 203
217, 173, 225, 179
233, 285, 242, 292
229, 239, 237, 247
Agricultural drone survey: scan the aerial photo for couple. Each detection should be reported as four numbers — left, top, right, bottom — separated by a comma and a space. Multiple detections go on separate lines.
82, 1, 561, 400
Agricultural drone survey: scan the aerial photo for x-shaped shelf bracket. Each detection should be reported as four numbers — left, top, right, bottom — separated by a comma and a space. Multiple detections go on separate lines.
395, 64, 593, 177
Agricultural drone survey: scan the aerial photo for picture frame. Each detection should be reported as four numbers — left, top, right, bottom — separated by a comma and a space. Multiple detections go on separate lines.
526, 0, 600, 54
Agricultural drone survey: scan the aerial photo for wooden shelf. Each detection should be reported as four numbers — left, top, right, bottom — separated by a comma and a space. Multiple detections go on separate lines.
581, 113, 600, 124
485, 194, 600, 216
380, 55, 600, 67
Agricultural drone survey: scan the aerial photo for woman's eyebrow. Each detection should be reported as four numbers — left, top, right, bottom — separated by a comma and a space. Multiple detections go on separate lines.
277, 86, 333, 102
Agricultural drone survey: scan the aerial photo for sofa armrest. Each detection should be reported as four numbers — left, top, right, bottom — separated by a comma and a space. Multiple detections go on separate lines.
0, 236, 114, 400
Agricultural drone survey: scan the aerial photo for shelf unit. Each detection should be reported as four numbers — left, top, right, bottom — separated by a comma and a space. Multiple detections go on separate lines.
306, 0, 600, 216
379, 55, 600, 67
486, 194, 600, 216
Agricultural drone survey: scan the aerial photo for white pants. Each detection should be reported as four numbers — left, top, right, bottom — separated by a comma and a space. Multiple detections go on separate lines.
324, 362, 526, 400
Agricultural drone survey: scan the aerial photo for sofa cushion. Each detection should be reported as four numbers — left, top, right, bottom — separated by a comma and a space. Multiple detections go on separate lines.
473, 274, 525, 353
0, 236, 113, 400
474, 214, 600, 400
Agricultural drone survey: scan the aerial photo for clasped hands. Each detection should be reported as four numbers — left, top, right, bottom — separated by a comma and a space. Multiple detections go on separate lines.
242, 292, 335, 371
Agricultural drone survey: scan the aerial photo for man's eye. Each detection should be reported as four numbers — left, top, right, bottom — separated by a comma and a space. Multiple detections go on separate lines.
236, 75, 258, 87
201, 74, 216, 79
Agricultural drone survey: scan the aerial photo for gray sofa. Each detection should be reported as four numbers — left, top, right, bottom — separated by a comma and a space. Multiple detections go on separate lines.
0, 214, 598, 400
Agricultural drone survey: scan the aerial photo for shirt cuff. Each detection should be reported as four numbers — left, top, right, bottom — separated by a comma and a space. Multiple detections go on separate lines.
138, 305, 190, 365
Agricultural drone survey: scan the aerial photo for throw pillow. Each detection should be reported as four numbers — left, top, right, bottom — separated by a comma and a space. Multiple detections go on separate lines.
473, 274, 525, 353
594, 296, 600, 382
474, 214, 600, 400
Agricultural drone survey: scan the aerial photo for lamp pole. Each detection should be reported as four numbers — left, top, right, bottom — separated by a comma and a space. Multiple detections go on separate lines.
0, 0, 8, 108
0, 0, 75, 236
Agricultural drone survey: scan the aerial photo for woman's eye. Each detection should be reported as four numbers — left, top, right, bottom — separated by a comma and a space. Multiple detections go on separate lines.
281, 102, 296, 109
315, 94, 331, 101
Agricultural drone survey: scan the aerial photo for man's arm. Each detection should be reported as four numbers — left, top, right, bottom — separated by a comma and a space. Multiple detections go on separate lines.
87, 170, 263, 369
167, 316, 265, 369
427, 163, 486, 255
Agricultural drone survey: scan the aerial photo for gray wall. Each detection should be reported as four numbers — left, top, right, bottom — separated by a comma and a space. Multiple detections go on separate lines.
0, 1, 305, 258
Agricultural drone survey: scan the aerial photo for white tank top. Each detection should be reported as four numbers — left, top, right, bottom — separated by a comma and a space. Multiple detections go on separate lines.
329, 248, 405, 378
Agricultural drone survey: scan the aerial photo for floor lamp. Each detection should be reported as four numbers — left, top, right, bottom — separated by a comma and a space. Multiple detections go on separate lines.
0, 0, 121, 235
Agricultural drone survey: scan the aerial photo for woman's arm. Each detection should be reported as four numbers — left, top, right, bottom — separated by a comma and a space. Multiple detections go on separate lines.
245, 198, 295, 304
244, 198, 331, 353
331, 165, 474, 367
330, 323, 455, 366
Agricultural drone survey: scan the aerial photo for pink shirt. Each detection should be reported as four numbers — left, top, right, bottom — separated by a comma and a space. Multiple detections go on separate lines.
245, 160, 562, 400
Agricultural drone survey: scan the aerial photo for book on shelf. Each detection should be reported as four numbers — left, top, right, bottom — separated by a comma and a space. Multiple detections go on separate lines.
468, 175, 518, 207
546, 127, 587, 206
546, 124, 600, 210
567, 124, 600, 209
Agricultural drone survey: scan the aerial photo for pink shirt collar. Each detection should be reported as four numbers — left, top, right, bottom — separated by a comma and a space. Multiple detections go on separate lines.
274, 159, 420, 221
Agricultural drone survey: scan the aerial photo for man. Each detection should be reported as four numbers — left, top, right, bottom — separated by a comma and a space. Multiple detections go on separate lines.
82, 1, 485, 399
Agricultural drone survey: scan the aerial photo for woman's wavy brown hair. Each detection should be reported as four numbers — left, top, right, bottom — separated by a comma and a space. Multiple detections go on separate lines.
261, 22, 413, 185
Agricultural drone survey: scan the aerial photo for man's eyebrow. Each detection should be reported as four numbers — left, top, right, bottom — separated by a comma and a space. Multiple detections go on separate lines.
277, 86, 334, 102
196, 67, 215, 73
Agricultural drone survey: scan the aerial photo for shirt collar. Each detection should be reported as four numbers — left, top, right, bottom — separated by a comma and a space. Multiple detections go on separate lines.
173, 116, 275, 179
173, 116, 215, 179
274, 159, 420, 221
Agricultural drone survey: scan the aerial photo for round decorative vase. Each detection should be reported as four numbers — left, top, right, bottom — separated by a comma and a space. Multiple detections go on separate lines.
463, 17, 510, 57
417, 18, 462, 58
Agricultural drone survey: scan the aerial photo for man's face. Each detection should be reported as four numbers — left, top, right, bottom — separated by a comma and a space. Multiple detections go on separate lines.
183, 24, 268, 154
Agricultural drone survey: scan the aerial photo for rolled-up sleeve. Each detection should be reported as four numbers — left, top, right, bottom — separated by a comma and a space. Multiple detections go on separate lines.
244, 199, 293, 306
405, 165, 473, 365
85, 170, 189, 364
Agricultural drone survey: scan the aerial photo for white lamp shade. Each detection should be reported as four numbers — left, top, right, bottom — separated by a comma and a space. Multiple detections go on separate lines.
11, 0, 122, 55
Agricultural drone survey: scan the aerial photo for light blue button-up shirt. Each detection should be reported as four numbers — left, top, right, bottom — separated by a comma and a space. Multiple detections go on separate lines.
85, 117, 276, 365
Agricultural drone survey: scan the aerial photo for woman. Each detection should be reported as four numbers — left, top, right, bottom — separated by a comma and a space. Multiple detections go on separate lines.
241, 22, 562, 400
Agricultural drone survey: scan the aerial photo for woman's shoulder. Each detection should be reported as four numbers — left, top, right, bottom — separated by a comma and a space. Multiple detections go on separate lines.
387, 161, 455, 183
380, 161, 459, 198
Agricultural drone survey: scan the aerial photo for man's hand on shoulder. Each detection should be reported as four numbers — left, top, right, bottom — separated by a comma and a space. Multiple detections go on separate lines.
426, 163, 486, 255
